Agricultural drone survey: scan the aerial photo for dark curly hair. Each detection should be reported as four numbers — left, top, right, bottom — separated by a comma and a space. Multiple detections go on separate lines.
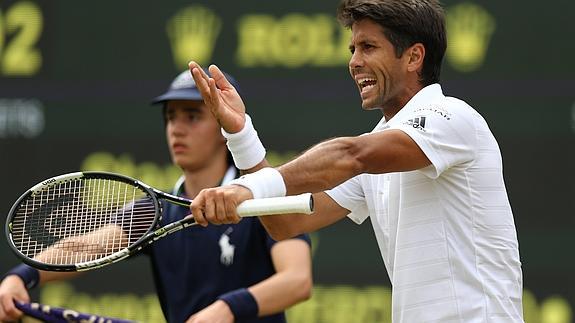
337, 0, 446, 86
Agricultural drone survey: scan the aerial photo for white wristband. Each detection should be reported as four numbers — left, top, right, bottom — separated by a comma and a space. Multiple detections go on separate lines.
222, 114, 266, 170
229, 167, 286, 199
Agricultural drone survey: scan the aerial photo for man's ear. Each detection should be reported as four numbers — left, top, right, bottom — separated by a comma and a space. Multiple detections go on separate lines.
406, 43, 425, 73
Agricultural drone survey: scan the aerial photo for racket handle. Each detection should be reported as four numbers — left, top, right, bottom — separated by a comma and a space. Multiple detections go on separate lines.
15, 301, 135, 323
237, 193, 313, 217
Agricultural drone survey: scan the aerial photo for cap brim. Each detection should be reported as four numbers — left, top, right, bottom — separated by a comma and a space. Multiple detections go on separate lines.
151, 88, 203, 104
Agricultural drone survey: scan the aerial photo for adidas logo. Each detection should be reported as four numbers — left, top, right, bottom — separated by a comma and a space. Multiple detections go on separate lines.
404, 117, 426, 131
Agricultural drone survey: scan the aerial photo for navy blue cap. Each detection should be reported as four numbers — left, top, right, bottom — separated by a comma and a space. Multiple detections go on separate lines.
152, 68, 241, 104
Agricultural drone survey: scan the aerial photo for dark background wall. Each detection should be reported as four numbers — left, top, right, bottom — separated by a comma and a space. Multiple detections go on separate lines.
1, 1, 573, 322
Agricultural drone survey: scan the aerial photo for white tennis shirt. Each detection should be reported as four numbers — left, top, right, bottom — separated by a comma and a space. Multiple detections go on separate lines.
326, 84, 523, 322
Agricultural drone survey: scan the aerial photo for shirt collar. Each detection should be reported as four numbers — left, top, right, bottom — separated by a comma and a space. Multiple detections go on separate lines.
221, 165, 238, 185
372, 83, 443, 131
172, 165, 238, 196
401, 83, 444, 113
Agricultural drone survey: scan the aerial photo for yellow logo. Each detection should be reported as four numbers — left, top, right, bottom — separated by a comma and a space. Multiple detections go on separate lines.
236, 13, 350, 68
166, 5, 222, 68
446, 2, 496, 72
80, 152, 182, 192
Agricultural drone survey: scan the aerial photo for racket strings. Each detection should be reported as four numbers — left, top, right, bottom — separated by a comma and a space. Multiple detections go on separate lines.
10, 178, 157, 265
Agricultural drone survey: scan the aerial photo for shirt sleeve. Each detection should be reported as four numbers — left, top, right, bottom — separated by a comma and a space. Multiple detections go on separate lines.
389, 103, 477, 179
325, 175, 369, 225
265, 231, 311, 249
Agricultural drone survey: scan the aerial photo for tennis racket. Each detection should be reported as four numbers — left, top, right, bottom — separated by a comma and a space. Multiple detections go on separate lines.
5, 171, 313, 272
15, 300, 135, 323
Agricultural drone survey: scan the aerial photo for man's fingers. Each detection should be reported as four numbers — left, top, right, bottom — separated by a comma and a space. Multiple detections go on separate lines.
189, 67, 209, 88
190, 61, 229, 93
203, 196, 217, 224
207, 78, 221, 110
188, 61, 208, 81
204, 191, 236, 224
194, 64, 211, 83
189, 62, 215, 98
191, 188, 247, 225
189, 67, 210, 96
190, 196, 208, 227
214, 192, 230, 224
208, 64, 234, 91
189, 62, 226, 117
190, 210, 207, 227
223, 196, 238, 221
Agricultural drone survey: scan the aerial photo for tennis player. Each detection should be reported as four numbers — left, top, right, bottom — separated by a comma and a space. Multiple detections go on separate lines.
0, 70, 312, 323
187, 0, 524, 322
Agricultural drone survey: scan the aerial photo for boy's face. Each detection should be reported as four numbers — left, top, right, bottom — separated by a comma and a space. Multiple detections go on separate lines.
164, 100, 226, 171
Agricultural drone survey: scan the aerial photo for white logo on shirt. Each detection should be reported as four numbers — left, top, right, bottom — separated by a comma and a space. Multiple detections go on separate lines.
219, 228, 235, 266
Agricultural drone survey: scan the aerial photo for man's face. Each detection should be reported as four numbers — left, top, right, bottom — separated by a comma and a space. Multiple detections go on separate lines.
164, 100, 226, 171
348, 19, 408, 111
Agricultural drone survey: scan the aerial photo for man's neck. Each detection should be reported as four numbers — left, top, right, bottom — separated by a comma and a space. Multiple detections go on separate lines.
381, 82, 425, 121
182, 159, 229, 199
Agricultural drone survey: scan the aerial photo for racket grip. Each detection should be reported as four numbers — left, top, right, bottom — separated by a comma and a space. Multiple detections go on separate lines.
237, 193, 313, 217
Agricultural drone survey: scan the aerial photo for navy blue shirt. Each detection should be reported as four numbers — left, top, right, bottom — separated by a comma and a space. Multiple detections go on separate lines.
147, 171, 311, 323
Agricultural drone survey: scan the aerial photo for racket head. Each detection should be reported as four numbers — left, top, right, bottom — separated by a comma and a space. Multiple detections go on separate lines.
5, 171, 161, 271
